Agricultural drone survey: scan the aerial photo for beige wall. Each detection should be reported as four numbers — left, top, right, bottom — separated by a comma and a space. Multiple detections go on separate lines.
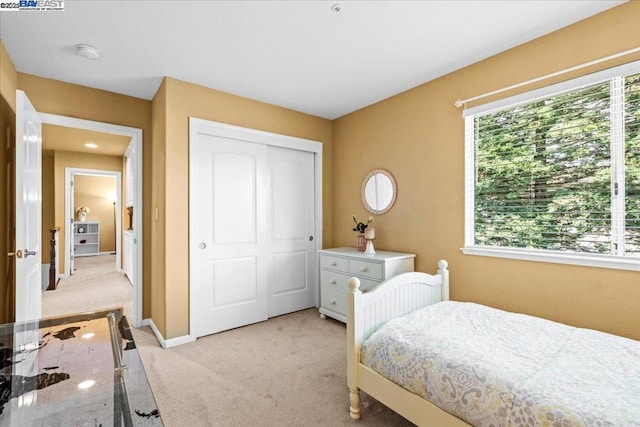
0, 39, 17, 112
74, 174, 117, 253
153, 77, 333, 338
333, 2, 640, 340
41, 151, 55, 262
17, 74, 153, 318
150, 79, 167, 336
53, 151, 123, 273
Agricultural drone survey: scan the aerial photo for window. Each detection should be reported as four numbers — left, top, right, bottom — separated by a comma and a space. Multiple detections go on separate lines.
463, 61, 640, 271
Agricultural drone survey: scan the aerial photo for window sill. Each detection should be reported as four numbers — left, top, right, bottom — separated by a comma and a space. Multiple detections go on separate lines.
460, 246, 640, 272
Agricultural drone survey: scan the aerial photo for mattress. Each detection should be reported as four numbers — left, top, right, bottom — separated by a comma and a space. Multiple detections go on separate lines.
361, 301, 640, 427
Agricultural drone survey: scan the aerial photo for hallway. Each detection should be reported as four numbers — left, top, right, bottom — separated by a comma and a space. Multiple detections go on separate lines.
42, 254, 133, 319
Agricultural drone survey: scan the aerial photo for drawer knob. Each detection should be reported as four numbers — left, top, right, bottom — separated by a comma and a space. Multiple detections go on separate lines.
360, 266, 368, 272
330, 279, 337, 285
331, 261, 337, 266
330, 299, 336, 305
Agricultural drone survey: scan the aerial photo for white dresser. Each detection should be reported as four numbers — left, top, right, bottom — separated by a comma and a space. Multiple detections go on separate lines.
318, 247, 415, 322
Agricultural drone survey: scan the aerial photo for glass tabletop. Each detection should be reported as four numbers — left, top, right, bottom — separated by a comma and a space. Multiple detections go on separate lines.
0, 308, 162, 426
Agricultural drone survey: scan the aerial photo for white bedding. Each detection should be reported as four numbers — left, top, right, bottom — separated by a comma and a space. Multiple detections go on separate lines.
361, 301, 640, 426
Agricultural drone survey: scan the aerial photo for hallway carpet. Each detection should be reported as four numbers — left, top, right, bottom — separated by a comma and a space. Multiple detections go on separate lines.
42, 254, 133, 319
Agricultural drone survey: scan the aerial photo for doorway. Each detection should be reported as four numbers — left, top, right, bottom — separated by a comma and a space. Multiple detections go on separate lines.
39, 113, 143, 327
66, 169, 121, 276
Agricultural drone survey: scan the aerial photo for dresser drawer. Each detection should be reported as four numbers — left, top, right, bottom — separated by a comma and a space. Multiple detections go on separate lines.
349, 259, 383, 280
321, 270, 379, 293
321, 255, 349, 272
321, 288, 347, 317
320, 270, 348, 292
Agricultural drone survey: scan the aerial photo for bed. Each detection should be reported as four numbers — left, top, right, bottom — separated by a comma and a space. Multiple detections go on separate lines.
346, 260, 640, 426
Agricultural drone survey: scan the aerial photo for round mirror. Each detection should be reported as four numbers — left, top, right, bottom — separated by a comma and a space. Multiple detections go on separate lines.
361, 169, 397, 215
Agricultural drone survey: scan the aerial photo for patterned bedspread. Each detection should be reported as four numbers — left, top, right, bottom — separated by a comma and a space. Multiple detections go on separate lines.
361, 301, 640, 426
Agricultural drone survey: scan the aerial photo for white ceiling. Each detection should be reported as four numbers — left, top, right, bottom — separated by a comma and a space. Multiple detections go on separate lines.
0, 1, 625, 119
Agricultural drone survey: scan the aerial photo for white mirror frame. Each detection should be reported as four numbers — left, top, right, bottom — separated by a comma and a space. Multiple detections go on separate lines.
361, 169, 397, 215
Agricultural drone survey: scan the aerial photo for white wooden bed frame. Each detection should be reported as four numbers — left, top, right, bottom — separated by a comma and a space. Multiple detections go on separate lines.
347, 260, 470, 426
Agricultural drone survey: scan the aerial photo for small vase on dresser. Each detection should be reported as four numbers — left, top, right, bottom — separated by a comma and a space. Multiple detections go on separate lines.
318, 247, 415, 322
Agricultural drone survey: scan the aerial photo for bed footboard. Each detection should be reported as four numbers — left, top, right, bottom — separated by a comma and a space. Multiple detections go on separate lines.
347, 260, 449, 421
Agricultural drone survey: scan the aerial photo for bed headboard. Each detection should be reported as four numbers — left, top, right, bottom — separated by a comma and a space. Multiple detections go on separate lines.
348, 260, 449, 344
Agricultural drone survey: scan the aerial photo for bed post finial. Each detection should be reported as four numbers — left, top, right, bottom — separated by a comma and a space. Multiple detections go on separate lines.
437, 259, 450, 301
348, 277, 361, 292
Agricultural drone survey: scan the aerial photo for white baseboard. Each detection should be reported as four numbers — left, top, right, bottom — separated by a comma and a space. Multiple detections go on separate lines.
144, 318, 195, 349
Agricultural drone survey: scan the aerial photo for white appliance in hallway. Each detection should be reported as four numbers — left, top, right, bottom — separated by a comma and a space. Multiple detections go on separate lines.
190, 119, 321, 338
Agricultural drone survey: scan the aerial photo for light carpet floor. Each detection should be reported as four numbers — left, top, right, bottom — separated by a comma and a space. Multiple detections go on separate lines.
42, 254, 133, 318
131, 309, 416, 427
42, 256, 414, 426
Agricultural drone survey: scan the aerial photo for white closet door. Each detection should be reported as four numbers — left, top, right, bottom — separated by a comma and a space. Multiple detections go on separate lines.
267, 146, 315, 317
192, 135, 269, 337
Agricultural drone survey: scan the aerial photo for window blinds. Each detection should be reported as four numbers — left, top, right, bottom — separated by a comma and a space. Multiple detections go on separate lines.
464, 64, 640, 259
625, 73, 640, 255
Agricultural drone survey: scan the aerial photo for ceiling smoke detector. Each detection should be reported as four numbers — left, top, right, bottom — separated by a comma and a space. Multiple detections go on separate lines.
76, 44, 101, 60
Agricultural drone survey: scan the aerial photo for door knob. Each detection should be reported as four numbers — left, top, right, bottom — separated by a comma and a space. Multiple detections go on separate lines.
309, 236, 314, 241
24, 249, 37, 258
199, 242, 207, 249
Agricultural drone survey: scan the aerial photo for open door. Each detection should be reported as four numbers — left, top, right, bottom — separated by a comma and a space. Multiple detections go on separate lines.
69, 174, 75, 275
14, 90, 42, 322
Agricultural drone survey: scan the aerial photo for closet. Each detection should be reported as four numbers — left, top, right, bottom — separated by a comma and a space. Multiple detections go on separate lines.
189, 119, 322, 338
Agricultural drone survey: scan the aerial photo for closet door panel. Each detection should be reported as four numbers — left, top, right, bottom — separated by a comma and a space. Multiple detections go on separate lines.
267, 146, 316, 317
192, 134, 268, 337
